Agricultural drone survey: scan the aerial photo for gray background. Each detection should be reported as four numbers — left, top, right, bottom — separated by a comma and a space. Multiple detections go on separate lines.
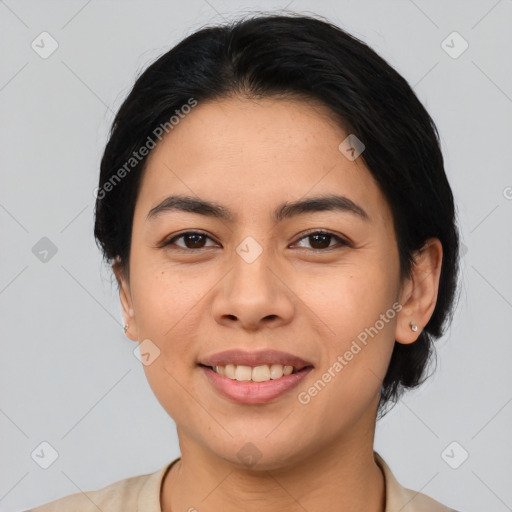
1, 1, 511, 511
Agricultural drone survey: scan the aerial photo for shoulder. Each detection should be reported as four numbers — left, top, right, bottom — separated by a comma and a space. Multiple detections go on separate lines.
26, 473, 152, 512
374, 452, 461, 512
25, 462, 173, 512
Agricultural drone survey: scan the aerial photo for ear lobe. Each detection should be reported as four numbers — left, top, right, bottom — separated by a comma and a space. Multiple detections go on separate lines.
113, 258, 137, 341
395, 238, 443, 345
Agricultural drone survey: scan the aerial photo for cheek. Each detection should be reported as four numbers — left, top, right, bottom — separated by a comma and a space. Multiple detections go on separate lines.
131, 267, 207, 334
131, 269, 208, 417
297, 259, 398, 404
130, 267, 213, 398
302, 260, 396, 342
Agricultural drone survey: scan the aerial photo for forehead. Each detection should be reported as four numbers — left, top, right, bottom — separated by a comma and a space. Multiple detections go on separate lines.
135, 96, 391, 227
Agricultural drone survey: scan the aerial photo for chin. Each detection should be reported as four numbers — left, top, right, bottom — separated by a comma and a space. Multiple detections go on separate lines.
210, 437, 310, 472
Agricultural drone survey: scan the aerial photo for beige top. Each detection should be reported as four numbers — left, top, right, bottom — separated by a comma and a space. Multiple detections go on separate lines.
27, 452, 459, 512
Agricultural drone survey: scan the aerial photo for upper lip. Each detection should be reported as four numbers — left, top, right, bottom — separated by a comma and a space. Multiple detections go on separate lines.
198, 349, 314, 370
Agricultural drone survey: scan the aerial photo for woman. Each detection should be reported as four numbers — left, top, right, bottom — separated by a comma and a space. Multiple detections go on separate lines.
29, 13, 461, 512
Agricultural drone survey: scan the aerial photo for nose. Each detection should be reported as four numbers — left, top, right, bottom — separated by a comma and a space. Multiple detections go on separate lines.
211, 248, 295, 331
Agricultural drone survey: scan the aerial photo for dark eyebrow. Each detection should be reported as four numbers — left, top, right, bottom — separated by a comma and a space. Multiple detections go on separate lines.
146, 194, 370, 224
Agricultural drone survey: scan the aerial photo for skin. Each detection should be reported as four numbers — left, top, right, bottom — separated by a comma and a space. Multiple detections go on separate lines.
114, 96, 443, 512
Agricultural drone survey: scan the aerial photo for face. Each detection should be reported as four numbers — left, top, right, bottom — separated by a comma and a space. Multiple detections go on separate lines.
116, 96, 427, 470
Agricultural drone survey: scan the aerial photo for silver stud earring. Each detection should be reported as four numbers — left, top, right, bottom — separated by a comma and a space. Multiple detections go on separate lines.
124, 324, 128, 333
409, 321, 418, 332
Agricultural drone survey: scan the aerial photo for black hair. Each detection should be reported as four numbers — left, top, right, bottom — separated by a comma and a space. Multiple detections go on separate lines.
94, 13, 460, 415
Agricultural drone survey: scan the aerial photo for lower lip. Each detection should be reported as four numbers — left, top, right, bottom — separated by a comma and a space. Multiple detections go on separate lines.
200, 365, 313, 405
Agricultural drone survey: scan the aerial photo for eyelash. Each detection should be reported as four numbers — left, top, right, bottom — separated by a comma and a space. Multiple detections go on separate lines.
161, 230, 351, 252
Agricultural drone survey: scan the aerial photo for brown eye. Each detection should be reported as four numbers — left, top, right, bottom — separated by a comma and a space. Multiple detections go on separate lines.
308, 233, 332, 249
182, 233, 207, 249
164, 231, 218, 250
293, 231, 349, 251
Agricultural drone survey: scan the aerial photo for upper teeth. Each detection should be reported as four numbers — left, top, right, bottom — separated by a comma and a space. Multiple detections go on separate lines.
213, 364, 295, 382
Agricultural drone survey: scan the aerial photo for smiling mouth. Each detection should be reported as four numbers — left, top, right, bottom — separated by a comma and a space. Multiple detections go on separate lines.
199, 363, 313, 382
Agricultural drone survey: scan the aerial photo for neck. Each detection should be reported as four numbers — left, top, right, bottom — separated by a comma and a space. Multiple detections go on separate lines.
161, 426, 385, 512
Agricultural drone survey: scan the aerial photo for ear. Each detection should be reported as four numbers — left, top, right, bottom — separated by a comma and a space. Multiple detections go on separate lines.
113, 257, 138, 342
395, 238, 443, 345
